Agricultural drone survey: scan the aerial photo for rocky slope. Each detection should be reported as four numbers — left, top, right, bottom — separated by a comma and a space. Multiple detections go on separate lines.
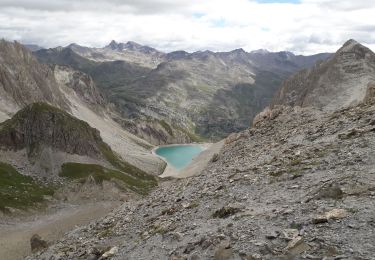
272, 40, 375, 111
35, 41, 331, 141
27, 96, 375, 259
0, 40, 165, 175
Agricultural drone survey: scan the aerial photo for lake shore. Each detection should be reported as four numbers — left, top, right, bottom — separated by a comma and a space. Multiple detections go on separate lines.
154, 141, 224, 178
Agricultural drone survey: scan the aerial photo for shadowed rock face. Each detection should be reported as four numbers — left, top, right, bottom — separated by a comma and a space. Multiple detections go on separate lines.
0, 103, 104, 158
272, 39, 375, 111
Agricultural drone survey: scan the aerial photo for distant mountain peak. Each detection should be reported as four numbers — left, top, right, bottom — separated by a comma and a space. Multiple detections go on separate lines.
231, 48, 247, 54
106, 40, 120, 50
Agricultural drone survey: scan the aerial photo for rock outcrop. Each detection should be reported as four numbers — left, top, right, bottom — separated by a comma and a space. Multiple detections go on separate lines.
0, 40, 69, 117
0, 102, 106, 158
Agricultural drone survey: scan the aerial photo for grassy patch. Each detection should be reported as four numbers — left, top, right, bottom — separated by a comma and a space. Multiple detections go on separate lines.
59, 162, 156, 195
0, 162, 54, 213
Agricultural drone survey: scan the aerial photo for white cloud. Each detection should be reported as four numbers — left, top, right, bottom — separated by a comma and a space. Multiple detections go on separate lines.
0, 0, 374, 54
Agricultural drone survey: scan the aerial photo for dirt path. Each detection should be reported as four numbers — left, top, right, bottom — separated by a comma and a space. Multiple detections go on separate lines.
0, 202, 120, 260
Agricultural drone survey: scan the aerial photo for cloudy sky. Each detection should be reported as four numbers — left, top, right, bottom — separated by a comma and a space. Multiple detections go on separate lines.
0, 0, 374, 54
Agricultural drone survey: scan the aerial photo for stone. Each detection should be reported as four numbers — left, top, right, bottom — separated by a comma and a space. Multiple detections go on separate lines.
265, 230, 279, 239
313, 209, 348, 224
312, 215, 329, 224
316, 184, 344, 200
212, 207, 241, 219
282, 229, 299, 241
214, 241, 232, 260
325, 209, 348, 220
284, 236, 311, 255
30, 234, 48, 252
101, 246, 118, 258
211, 153, 220, 162
246, 253, 262, 260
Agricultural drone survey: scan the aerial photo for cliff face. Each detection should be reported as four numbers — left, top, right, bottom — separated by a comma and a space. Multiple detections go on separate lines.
53, 65, 107, 109
272, 40, 375, 111
0, 103, 104, 158
0, 40, 69, 115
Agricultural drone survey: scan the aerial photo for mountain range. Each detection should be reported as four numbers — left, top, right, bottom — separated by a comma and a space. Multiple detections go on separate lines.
34, 40, 331, 142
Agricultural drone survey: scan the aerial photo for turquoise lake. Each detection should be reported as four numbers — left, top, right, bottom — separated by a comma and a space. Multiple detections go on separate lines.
155, 145, 204, 170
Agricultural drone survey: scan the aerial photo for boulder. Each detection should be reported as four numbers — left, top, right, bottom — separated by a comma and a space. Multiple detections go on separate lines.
30, 234, 48, 252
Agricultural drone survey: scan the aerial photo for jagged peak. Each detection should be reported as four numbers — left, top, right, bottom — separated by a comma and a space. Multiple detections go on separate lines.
106, 40, 120, 50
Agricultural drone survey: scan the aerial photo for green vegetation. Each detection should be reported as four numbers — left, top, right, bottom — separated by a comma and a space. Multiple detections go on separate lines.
0, 162, 54, 213
59, 162, 156, 195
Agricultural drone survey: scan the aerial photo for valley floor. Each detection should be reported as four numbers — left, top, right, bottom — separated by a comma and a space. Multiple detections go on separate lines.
0, 201, 120, 260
